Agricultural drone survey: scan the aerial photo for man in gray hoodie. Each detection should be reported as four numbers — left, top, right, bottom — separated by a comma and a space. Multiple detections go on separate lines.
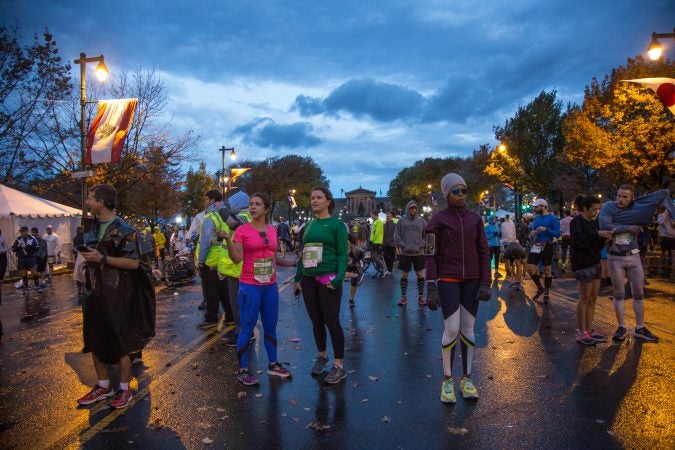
394, 200, 427, 306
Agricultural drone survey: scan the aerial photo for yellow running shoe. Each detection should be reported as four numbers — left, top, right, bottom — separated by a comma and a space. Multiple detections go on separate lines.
460, 376, 479, 399
440, 377, 456, 403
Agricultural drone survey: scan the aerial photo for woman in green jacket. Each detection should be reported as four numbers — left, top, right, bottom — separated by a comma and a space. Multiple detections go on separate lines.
294, 186, 348, 385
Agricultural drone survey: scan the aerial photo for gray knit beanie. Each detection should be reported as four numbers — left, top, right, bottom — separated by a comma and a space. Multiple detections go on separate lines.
441, 173, 467, 199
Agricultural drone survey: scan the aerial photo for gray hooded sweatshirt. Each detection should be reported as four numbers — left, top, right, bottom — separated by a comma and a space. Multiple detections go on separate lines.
394, 200, 427, 256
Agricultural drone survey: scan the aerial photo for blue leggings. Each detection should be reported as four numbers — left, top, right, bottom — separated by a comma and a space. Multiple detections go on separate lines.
236, 282, 279, 369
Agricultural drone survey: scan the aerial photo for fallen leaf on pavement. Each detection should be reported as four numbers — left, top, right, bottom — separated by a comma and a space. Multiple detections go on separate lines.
290, 337, 301, 342
216, 408, 226, 412
306, 422, 331, 431
202, 437, 214, 445
288, 399, 299, 406
368, 376, 379, 382
237, 391, 247, 399
361, 398, 368, 402
447, 427, 469, 435
381, 416, 391, 423
255, 393, 263, 398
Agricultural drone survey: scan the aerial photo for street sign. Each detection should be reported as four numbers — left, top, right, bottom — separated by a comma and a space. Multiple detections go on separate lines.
71, 170, 94, 179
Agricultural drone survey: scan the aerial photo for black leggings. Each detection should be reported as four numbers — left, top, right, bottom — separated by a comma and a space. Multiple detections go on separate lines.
301, 276, 344, 359
489, 246, 501, 272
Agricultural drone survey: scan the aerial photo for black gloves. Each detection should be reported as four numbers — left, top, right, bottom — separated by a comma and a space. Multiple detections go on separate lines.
476, 282, 492, 301
426, 282, 439, 311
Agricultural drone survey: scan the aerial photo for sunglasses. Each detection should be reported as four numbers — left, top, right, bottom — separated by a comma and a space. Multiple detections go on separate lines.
451, 187, 468, 196
259, 231, 270, 247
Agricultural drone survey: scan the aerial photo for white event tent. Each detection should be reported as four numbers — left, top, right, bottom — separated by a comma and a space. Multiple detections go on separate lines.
0, 184, 82, 271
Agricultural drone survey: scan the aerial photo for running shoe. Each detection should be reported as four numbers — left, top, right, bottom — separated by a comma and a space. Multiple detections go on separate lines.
495, 272, 503, 278
634, 327, 659, 343
349, 299, 355, 308
532, 287, 545, 300
311, 355, 330, 375
196, 320, 218, 330
237, 370, 259, 386
576, 330, 595, 346
589, 330, 607, 343
110, 389, 133, 409
612, 326, 627, 341
198, 301, 206, 310
397, 296, 408, 306
418, 296, 427, 307
324, 364, 346, 385
440, 377, 456, 404
268, 362, 292, 378
222, 334, 238, 347
459, 376, 479, 399
76, 384, 115, 405
543, 293, 550, 304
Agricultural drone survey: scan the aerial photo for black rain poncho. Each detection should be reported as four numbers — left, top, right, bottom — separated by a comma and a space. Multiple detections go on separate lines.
82, 217, 156, 364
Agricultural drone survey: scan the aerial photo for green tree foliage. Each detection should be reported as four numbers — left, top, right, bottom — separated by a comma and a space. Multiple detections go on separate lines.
0, 26, 72, 187
387, 157, 465, 208
182, 162, 215, 220
493, 90, 566, 197
235, 154, 328, 216
562, 56, 675, 191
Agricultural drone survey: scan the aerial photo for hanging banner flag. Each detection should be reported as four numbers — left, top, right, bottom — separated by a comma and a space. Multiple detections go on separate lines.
622, 78, 675, 116
86, 98, 138, 164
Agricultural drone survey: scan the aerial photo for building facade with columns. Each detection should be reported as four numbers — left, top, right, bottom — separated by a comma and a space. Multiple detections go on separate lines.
334, 188, 393, 218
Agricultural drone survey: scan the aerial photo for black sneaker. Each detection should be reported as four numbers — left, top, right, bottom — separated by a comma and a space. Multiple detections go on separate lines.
612, 326, 627, 341
543, 293, 550, 304
198, 302, 206, 310
197, 320, 218, 330
532, 287, 545, 300
324, 364, 346, 385
634, 327, 659, 342
222, 334, 238, 347
349, 299, 355, 308
311, 355, 330, 375
495, 273, 503, 279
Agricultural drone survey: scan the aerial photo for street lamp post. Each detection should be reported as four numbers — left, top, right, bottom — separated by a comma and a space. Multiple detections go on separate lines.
219, 146, 236, 199
74, 52, 108, 218
647, 29, 675, 60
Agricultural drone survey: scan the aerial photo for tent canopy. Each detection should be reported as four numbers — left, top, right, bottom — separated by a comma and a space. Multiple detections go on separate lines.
494, 209, 513, 219
0, 184, 81, 217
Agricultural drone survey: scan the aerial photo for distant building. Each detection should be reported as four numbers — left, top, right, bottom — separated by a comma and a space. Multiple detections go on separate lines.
334, 187, 393, 218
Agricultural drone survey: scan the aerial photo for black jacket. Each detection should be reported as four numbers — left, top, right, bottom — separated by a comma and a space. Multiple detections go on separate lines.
82, 217, 156, 364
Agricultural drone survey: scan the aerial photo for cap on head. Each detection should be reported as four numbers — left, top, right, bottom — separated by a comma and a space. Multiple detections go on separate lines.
47, 225, 53, 229
532, 198, 548, 207
19, 226, 28, 232
441, 173, 467, 198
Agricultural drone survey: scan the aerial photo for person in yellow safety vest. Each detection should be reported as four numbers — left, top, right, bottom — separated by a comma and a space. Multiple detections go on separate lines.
153, 226, 166, 270
370, 210, 388, 278
217, 191, 252, 346
196, 189, 234, 329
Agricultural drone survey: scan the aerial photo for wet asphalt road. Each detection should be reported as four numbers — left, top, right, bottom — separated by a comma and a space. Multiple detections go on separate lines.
0, 263, 673, 449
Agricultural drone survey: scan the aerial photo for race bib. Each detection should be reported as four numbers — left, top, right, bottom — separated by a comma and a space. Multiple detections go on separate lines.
302, 243, 323, 268
614, 232, 632, 246
253, 257, 275, 283
530, 243, 545, 254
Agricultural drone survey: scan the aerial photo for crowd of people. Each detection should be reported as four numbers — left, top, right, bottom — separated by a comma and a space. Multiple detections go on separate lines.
3, 176, 670, 410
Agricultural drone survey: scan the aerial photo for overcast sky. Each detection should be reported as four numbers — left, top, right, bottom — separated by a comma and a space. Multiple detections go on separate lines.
4, 0, 673, 196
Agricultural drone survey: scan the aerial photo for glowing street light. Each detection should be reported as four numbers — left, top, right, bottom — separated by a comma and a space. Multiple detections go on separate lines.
647, 29, 675, 60
74, 52, 109, 217
218, 146, 236, 198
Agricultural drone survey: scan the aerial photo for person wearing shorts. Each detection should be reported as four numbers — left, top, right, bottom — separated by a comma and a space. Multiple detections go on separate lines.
570, 195, 612, 345
345, 233, 365, 308
394, 200, 427, 306
525, 198, 560, 304
503, 241, 527, 290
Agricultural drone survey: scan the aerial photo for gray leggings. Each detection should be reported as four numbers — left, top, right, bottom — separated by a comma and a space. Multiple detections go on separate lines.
608, 253, 644, 301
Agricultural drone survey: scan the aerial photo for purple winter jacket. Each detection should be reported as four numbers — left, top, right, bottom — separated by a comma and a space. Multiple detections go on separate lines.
425, 206, 491, 284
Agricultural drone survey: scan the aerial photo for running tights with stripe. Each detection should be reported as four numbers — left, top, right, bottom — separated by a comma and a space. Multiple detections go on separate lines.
439, 279, 480, 377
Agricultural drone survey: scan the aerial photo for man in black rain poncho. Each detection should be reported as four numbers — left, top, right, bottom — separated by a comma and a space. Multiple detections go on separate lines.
76, 184, 156, 409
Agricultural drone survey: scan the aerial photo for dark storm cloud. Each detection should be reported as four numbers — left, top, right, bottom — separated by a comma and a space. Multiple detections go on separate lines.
232, 118, 322, 149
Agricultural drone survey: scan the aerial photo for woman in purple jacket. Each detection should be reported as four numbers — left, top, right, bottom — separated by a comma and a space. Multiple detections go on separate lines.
425, 173, 491, 404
